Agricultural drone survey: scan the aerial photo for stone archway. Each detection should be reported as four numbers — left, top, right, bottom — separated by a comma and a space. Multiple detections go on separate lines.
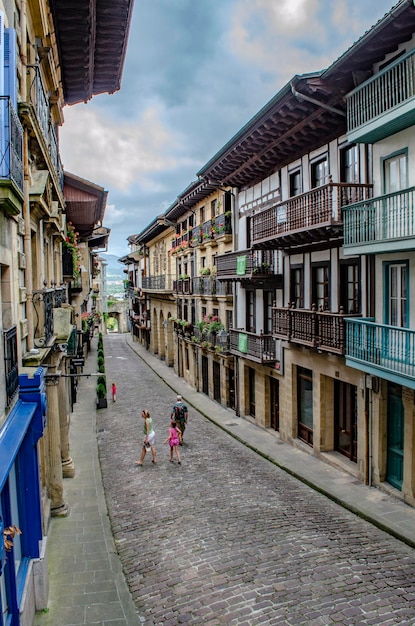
106, 301, 129, 333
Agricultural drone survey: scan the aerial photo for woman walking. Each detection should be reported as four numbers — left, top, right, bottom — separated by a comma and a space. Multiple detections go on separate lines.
135, 409, 156, 466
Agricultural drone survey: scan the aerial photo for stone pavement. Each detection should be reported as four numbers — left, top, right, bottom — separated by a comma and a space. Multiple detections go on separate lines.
34, 332, 415, 625
33, 346, 142, 626
125, 334, 415, 549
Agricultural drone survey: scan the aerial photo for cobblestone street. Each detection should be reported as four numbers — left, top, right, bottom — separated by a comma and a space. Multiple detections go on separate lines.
98, 334, 415, 625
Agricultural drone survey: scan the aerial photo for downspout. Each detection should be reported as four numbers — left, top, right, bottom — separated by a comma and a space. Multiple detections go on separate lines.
20, 0, 35, 350
290, 83, 346, 117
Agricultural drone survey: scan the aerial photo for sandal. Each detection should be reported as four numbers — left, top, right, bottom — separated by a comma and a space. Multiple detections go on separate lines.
135, 462, 143, 466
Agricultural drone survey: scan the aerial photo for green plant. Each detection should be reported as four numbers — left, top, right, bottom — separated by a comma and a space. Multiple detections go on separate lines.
199, 267, 211, 276
97, 375, 106, 389
98, 365, 105, 374
97, 356, 104, 368
98, 349, 104, 359
97, 383, 106, 399
207, 320, 224, 334
179, 274, 189, 280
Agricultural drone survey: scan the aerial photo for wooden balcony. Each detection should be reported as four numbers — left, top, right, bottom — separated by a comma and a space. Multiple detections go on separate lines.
0, 97, 23, 216
345, 318, 415, 389
347, 48, 415, 144
251, 182, 372, 251
229, 328, 280, 365
343, 186, 415, 255
215, 249, 282, 287
273, 306, 360, 355
142, 274, 174, 292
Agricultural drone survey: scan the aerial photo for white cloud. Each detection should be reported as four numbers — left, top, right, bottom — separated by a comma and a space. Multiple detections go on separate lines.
60, 104, 192, 192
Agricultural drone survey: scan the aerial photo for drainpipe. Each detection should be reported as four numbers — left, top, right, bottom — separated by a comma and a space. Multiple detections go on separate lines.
290, 83, 346, 117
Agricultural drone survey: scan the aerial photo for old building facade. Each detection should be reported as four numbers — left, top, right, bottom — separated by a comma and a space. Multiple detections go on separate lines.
0, 1, 133, 624
123, 0, 415, 507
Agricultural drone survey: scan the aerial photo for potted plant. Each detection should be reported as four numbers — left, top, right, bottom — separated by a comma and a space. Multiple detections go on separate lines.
96, 382, 107, 409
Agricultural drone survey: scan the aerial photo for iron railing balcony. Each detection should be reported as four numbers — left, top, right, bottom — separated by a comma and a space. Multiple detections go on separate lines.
343, 186, 415, 255
0, 97, 24, 208
273, 305, 360, 355
229, 328, 280, 364
142, 274, 174, 292
3, 325, 18, 406
192, 276, 233, 297
346, 48, 415, 144
345, 318, 415, 388
32, 286, 67, 347
173, 277, 193, 294
171, 213, 232, 252
22, 68, 64, 190
215, 249, 283, 287
251, 182, 372, 250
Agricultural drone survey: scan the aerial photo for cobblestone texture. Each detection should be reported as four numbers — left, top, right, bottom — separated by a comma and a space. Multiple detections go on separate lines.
98, 335, 415, 625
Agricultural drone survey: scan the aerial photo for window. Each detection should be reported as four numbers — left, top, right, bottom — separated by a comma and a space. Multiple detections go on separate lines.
340, 145, 359, 183
211, 199, 217, 218
312, 264, 329, 311
290, 267, 304, 308
263, 291, 273, 334
226, 309, 233, 330
384, 151, 407, 193
246, 290, 256, 332
385, 262, 408, 328
339, 262, 360, 314
200, 206, 205, 224
311, 157, 329, 188
289, 169, 302, 197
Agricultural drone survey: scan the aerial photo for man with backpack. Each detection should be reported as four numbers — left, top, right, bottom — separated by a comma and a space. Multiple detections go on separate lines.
171, 395, 188, 444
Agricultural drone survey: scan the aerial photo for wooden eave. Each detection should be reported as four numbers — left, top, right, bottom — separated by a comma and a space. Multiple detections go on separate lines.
49, 0, 135, 105
63, 172, 107, 240
197, 0, 415, 189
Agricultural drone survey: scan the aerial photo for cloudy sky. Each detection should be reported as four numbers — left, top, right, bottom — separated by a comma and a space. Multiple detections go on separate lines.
59, 0, 395, 257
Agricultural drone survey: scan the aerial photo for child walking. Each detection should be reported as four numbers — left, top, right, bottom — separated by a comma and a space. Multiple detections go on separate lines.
111, 382, 117, 402
163, 420, 182, 464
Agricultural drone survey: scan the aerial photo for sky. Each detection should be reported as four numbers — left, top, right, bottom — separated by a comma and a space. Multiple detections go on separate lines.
59, 0, 396, 258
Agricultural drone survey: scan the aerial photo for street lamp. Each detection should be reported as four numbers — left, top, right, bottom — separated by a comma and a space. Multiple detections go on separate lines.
217, 328, 229, 348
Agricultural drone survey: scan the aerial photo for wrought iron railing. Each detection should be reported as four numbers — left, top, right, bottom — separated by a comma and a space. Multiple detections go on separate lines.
0, 97, 23, 192
142, 274, 174, 291
346, 318, 415, 383
192, 277, 233, 296
4, 325, 18, 406
173, 277, 192, 294
343, 186, 415, 248
27, 68, 63, 189
32, 286, 67, 347
347, 48, 415, 133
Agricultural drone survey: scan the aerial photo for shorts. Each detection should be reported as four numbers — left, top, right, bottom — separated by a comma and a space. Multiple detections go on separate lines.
144, 431, 155, 446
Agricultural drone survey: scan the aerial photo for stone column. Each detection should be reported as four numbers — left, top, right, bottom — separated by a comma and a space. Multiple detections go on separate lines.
58, 372, 75, 478
45, 373, 68, 516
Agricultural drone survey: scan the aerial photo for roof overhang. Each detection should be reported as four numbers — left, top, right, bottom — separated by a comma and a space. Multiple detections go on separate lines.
63, 172, 108, 240
49, 0, 135, 105
197, 0, 415, 189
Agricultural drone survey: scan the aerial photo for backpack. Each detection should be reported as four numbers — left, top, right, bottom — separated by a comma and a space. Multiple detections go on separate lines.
174, 403, 186, 421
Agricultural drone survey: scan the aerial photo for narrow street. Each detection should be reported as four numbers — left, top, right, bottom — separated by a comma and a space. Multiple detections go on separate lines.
99, 334, 415, 625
